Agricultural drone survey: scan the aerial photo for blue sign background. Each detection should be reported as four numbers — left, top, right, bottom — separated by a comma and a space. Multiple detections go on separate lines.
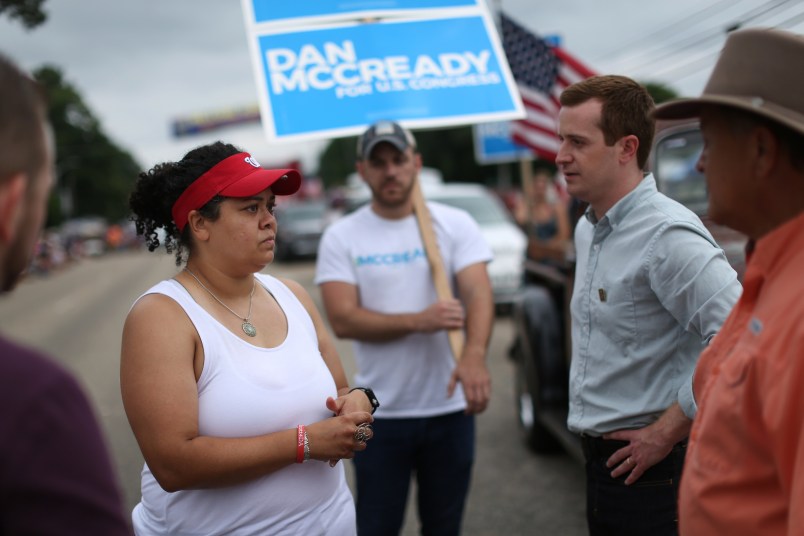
247, 0, 480, 25
251, 15, 523, 141
473, 122, 533, 164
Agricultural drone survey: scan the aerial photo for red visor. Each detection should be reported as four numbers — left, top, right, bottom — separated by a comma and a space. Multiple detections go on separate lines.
171, 152, 302, 231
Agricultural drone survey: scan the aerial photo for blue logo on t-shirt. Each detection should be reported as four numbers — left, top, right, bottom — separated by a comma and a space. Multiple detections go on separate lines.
355, 248, 426, 267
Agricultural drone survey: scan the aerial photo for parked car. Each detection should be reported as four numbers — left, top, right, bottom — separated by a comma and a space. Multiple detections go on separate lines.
427, 183, 527, 309
651, 120, 747, 275
508, 120, 748, 460
274, 199, 329, 261
343, 179, 527, 310
61, 216, 109, 258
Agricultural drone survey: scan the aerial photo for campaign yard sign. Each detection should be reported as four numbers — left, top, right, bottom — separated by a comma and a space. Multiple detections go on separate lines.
245, 14, 525, 143
473, 121, 533, 164
244, 0, 482, 27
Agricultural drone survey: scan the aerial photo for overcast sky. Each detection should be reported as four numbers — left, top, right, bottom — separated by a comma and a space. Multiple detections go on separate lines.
1, 0, 801, 175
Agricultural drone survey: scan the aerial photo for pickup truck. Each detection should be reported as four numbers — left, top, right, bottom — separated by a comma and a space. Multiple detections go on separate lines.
508, 120, 747, 460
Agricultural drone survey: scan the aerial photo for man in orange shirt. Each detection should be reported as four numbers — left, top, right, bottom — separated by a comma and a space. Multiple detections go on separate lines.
655, 28, 804, 535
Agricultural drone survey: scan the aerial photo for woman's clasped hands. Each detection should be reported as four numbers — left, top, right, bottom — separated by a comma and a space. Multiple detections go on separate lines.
313, 394, 374, 467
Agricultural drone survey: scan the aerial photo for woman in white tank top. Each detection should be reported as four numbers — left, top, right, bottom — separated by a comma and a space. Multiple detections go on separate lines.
121, 142, 378, 535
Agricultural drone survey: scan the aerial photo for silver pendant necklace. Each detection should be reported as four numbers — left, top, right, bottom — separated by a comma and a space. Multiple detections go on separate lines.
184, 267, 257, 337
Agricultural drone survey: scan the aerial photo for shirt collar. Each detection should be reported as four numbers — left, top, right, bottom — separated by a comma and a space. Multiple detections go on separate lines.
584, 173, 656, 226
747, 210, 804, 277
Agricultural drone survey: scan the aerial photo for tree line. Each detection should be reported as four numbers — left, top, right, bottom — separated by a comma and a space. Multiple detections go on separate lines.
3, 0, 140, 227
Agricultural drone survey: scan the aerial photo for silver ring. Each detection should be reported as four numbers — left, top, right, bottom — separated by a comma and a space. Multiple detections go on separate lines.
354, 423, 372, 443
627, 457, 634, 466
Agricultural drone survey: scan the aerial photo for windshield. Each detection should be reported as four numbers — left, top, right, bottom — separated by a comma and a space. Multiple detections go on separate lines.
653, 128, 708, 215
278, 202, 326, 221
432, 193, 512, 225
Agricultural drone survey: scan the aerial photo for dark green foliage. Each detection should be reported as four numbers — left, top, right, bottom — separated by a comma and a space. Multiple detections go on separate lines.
643, 81, 680, 104
0, 0, 47, 29
414, 126, 498, 185
318, 135, 359, 189
34, 66, 141, 225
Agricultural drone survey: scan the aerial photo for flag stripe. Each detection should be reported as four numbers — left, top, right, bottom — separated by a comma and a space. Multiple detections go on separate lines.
520, 116, 556, 134
554, 47, 597, 79
501, 12, 596, 161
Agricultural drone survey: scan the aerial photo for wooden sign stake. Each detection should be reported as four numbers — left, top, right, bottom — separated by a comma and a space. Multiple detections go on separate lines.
411, 174, 464, 361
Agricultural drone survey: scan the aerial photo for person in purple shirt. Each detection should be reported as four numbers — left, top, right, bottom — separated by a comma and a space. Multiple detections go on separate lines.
0, 52, 131, 534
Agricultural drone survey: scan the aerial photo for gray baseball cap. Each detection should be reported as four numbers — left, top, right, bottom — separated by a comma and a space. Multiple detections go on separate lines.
356, 120, 417, 160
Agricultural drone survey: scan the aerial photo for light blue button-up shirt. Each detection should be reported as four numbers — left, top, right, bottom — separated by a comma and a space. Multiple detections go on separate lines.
567, 174, 741, 435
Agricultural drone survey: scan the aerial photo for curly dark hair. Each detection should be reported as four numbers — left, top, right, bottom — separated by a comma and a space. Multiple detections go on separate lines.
128, 141, 241, 266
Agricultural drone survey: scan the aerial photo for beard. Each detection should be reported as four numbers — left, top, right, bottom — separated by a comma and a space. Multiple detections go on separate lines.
2, 195, 46, 293
370, 178, 414, 209
2, 232, 33, 292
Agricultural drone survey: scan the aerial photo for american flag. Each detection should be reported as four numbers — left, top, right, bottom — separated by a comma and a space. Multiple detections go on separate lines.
501, 13, 596, 162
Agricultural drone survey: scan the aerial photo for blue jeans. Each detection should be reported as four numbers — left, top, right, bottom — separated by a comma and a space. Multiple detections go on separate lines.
353, 411, 475, 536
585, 440, 686, 536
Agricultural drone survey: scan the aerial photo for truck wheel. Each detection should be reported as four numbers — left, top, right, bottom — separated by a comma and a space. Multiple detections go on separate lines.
512, 340, 562, 454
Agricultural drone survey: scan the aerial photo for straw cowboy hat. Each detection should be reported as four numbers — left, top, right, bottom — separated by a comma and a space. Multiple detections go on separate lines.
654, 28, 804, 135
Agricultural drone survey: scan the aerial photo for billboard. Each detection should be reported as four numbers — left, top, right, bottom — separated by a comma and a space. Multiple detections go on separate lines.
171, 105, 261, 137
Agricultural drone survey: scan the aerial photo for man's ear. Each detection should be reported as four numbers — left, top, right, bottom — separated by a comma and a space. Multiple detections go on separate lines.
753, 125, 779, 180
0, 174, 26, 243
619, 135, 639, 165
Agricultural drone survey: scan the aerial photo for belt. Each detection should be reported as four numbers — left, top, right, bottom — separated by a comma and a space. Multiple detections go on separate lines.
579, 433, 688, 461
579, 434, 629, 461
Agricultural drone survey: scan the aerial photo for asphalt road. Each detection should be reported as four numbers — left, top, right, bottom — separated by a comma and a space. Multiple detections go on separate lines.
0, 249, 587, 535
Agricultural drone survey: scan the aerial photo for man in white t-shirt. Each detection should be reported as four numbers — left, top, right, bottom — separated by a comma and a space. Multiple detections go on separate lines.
315, 120, 494, 536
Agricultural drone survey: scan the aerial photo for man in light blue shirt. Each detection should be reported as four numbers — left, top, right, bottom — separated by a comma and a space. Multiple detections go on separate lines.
556, 75, 741, 535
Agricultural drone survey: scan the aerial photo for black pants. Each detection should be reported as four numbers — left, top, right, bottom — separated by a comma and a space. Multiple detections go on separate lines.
582, 436, 686, 536
353, 412, 475, 536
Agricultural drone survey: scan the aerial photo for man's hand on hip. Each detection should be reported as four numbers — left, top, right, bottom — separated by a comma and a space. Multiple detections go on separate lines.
603, 403, 691, 485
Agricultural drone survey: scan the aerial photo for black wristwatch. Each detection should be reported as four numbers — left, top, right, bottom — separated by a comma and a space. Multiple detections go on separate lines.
349, 387, 380, 414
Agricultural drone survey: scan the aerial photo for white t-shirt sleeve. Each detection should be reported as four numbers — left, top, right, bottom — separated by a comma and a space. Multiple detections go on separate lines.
315, 217, 358, 286
431, 202, 493, 273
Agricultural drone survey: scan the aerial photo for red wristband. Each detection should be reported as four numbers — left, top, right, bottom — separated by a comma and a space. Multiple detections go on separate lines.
296, 425, 306, 464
